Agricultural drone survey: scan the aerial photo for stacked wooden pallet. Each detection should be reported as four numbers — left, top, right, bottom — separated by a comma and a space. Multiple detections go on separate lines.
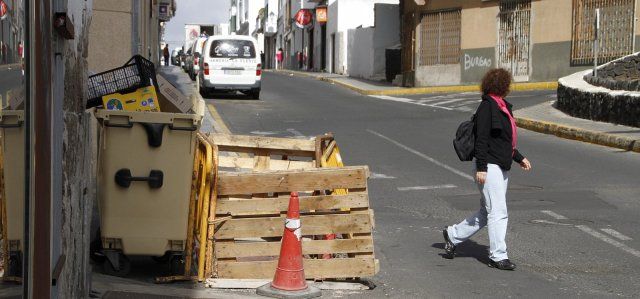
205, 133, 379, 280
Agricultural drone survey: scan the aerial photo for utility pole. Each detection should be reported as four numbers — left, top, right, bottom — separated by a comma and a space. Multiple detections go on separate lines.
26, 0, 53, 297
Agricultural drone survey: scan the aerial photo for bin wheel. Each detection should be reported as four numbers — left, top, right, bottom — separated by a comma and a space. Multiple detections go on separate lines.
152, 251, 172, 264
170, 255, 185, 276
103, 252, 131, 277
90, 229, 106, 264
8, 252, 23, 277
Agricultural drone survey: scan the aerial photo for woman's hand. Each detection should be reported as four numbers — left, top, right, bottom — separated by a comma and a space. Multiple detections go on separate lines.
520, 158, 532, 171
476, 172, 487, 184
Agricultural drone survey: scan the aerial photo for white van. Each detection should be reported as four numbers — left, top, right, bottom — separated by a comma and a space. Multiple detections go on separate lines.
198, 35, 262, 99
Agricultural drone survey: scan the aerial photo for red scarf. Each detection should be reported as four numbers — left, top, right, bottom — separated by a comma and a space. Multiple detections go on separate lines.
489, 94, 517, 155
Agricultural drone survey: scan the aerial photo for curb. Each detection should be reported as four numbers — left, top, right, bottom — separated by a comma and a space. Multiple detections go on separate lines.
191, 80, 232, 134
515, 117, 640, 153
269, 70, 558, 95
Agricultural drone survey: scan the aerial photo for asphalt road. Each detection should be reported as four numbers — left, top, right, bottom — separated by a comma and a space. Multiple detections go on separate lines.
206, 72, 640, 298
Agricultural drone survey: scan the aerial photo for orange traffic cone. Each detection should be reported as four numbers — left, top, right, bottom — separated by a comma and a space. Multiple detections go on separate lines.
257, 192, 321, 298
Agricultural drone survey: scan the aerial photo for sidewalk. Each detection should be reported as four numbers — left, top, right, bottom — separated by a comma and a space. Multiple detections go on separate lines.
268, 69, 558, 96
156, 66, 218, 134
92, 273, 261, 299
0, 63, 20, 72
515, 101, 640, 152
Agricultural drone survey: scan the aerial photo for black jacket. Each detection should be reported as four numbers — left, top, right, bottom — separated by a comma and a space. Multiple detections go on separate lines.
474, 95, 525, 172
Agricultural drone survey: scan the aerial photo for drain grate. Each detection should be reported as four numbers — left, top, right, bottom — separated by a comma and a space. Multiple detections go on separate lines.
529, 218, 594, 226
509, 184, 543, 191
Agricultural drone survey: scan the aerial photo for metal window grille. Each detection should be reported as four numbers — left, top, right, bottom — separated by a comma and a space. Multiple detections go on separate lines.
497, 0, 532, 81
419, 10, 461, 66
571, 0, 635, 65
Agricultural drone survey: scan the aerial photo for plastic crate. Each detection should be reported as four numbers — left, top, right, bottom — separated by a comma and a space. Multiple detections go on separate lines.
87, 55, 159, 108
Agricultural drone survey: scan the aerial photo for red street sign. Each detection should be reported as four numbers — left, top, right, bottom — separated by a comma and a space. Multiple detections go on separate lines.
294, 9, 313, 29
0, 0, 8, 20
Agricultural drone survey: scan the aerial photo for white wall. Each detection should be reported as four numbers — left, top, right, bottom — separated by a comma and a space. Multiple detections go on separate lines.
343, 3, 399, 79
348, 28, 374, 78
371, 3, 400, 78
327, 0, 340, 73
326, 0, 398, 74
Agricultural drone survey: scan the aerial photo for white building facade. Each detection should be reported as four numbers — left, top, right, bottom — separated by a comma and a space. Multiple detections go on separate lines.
272, 0, 399, 79
324, 0, 399, 75
230, 0, 265, 53
263, 0, 279, 69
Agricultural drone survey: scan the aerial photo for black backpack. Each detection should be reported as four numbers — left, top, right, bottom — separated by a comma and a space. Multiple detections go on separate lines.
453, 114, 476, 161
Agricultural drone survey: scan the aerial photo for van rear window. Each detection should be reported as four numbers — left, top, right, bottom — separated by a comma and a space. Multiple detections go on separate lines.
210, 40, 256, 58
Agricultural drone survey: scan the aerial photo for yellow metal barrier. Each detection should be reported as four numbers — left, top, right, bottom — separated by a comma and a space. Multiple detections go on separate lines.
155, 132, 216, 283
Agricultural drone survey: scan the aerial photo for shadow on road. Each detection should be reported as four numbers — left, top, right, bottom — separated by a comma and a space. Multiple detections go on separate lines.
200, 90, 257, 101
432, 240, 490, 265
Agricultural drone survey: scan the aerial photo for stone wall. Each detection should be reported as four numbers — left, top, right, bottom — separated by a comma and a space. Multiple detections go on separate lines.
56, 0, 95, 297
557, 70, 640, 128
584, 53, 640, 91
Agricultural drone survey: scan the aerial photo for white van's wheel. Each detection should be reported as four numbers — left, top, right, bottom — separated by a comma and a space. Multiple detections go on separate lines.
249, 89, 260, 100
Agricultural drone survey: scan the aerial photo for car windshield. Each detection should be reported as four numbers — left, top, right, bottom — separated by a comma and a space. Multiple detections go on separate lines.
210, 40, 256, 58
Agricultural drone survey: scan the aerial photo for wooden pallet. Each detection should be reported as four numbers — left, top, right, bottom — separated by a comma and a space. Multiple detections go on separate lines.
205, 133, 378, 280
212, 133, 317, 172
213, 166, 377, 280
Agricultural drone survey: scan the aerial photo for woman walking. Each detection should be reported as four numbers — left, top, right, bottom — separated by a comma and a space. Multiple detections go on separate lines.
443, 68, 532, 270
276, 48, 284, 70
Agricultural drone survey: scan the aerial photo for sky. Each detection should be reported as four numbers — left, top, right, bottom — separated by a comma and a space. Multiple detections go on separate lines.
164, 0, 231, 51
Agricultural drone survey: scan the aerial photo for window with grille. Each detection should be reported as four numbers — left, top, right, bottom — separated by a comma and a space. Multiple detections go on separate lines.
419, 9, 461, 66
571, 0, 635, 65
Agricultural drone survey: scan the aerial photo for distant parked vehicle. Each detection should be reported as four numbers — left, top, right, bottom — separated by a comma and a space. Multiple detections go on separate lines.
198, 35, 262, 99
171, 49, 180, 65
182, 43, 192, 72
186, 37, 207, 80
177, 49, 185, 67
183, 50, 191, 72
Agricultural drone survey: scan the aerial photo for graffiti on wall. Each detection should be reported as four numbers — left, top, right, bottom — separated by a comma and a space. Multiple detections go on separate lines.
464, 54, 492, 70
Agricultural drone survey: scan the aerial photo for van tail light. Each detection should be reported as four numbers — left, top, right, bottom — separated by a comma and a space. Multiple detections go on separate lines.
256, 63, 262, 76
204, 63, 210, 75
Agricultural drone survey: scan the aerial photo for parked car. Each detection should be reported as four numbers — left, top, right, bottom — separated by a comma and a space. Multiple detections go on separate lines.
171, 49, 180, 65
177, 49, 184, 67
182, 49, 191, 73
186, 37, 207, 80
198, 35, 262, 99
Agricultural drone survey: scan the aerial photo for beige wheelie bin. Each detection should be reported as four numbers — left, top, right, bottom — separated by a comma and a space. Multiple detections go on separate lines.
0, 110, 25, 278
95, 110, 201, 276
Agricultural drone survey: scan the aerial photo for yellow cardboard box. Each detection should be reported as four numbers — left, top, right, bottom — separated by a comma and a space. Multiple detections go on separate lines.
102, 86, 161, 112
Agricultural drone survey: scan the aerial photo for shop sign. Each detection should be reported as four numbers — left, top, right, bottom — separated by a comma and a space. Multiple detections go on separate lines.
0, 1, 8, 21
316, 7, 327, 23
294, 9, 313, 29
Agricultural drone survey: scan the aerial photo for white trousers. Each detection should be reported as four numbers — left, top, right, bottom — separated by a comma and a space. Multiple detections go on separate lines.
447, 163, 509, 261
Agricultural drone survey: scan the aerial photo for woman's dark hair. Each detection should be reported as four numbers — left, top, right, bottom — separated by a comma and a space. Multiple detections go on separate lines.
481, 68, 512, 97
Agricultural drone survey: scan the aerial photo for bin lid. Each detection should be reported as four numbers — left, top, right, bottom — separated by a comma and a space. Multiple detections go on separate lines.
95, 109, 202, 129
0, 110, 24, 128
